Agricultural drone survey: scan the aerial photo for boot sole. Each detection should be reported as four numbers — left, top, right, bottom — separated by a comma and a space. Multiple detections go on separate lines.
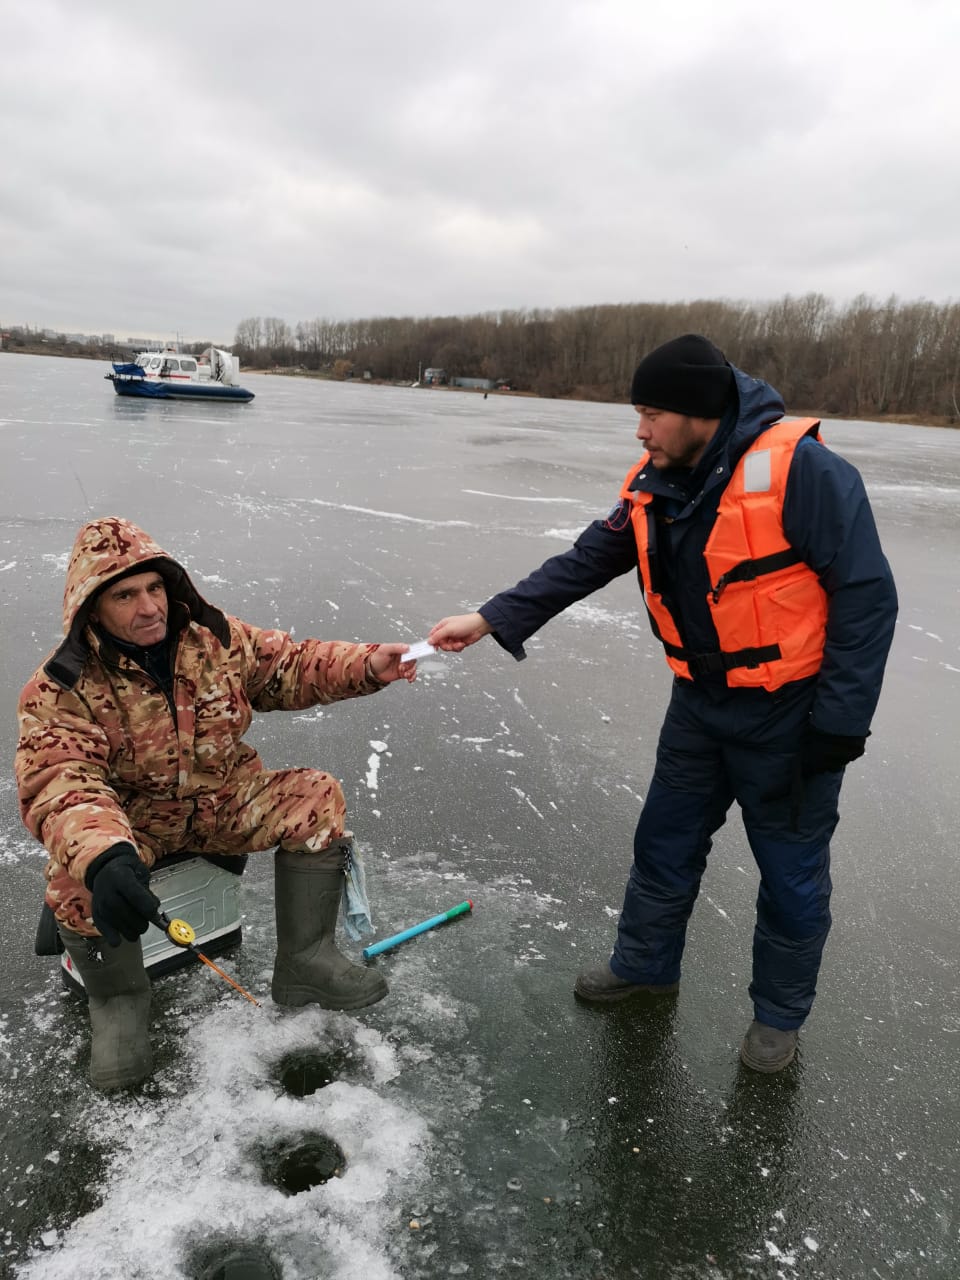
739, 1039, 797, 1073
574, 980, 679, 1004
90, 1066, 153, 1091
272, 982, 388, 1011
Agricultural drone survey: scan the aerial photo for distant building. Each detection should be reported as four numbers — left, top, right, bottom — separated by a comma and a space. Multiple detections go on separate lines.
422, 367, 447, 386
124, 337, 173, 351
451, 377, 495, 391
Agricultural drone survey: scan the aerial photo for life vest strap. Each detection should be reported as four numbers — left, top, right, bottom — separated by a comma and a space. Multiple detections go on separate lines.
710, 548, 803, 603
662, 640, 783, 676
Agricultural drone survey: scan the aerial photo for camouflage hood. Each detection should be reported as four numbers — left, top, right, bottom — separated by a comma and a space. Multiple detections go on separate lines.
46, 516, 230, 690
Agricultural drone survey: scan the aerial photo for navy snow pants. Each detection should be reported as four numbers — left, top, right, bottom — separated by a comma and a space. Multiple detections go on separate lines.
610, 677, 844, 1030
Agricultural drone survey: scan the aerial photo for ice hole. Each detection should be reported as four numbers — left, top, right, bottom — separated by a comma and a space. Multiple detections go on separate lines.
258, 1134, 346, 1195
187, 1239, 281, 1280
275, 1046, 356, 1097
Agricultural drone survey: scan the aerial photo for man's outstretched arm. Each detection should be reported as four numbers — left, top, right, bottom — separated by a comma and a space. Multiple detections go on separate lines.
428, 516, 637, 660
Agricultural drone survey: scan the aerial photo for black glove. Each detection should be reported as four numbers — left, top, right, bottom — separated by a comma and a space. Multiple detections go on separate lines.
85, 843, 160, 947
800, 726, 868, 777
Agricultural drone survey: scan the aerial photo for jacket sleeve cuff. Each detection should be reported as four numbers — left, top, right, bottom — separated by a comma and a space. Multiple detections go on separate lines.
361, 645, 390, 691
83, 841, 139, 889
478, 605, 527, 661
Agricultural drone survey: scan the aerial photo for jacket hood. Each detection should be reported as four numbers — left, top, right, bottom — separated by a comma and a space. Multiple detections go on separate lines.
45, 516, 230, 690
726, 364, 787, 459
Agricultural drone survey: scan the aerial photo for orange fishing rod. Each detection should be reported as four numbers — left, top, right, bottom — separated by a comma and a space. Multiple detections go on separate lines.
152, 911, 261, 1007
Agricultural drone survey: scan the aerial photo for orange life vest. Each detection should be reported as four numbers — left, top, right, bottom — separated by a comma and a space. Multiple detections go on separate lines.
620, 418, 828, 690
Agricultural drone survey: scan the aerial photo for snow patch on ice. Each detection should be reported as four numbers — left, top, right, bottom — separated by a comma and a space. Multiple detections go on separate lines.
703, 895, 731, 921
308, 498, 473, 531
462, 489, 584, 505
511, 787, 544, 819
0, 832, 46, 868
763, 1239, 797, 1264
540, 527, 583, 541
365, 754, 381, 791
563, 601, 646, 636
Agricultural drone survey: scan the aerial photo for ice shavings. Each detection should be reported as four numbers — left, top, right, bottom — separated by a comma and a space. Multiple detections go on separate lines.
15, 1006, 429, 1280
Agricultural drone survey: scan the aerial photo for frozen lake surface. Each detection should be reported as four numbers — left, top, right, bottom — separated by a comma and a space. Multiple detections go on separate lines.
1, 353, 958, 1278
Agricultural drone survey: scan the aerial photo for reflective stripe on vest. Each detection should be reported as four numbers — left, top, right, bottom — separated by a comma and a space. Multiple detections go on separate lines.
620, 418, 828, 691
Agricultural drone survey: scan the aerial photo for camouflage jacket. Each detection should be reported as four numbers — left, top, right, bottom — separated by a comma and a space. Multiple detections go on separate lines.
15, 517, 387, 884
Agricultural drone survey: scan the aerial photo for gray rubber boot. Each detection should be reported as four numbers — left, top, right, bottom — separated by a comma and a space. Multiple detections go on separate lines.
271, 841, 388, 1011
574, 962, 679, 1003
59, 926, 152, 1090
739, 1020, 799, 1072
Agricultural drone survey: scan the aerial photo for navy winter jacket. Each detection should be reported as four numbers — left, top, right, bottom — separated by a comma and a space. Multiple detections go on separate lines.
479, 365, 898, 738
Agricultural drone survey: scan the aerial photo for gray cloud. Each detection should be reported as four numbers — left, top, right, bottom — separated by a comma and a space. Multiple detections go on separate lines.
3, 0, 958, 342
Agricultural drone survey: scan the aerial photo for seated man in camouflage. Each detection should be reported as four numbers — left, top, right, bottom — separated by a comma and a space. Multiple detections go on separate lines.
15, 516, 417, 1091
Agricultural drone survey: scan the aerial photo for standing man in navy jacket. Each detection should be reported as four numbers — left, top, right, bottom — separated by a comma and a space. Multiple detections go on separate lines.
428, 335, 897, 1072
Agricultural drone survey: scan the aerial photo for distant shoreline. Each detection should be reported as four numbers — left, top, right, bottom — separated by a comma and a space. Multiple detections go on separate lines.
4, 345, 957, 431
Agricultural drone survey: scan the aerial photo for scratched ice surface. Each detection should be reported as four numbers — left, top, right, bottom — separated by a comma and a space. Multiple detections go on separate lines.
0, 354, 958, 1277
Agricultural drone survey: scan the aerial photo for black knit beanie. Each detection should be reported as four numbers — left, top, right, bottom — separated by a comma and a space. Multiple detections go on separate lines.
629, 334, 734, 418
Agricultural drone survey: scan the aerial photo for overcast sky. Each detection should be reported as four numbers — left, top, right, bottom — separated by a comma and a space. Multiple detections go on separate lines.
4, 0, 959, 343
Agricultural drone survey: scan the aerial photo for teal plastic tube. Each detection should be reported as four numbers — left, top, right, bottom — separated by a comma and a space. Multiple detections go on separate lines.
362, 900, 473, 958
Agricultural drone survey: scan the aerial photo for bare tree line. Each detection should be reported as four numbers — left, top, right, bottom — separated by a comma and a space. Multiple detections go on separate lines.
234, 294, 960, 421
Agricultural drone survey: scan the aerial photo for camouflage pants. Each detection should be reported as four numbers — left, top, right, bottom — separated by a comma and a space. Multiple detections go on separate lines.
45, 763, 346, 937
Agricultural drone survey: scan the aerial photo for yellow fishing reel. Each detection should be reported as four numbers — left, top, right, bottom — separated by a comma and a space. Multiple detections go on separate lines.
164, 916, 197, 947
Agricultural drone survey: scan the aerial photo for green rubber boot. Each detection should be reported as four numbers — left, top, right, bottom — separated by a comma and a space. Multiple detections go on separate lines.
59, 926, 152, 1090
271, 841, 388, 1011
